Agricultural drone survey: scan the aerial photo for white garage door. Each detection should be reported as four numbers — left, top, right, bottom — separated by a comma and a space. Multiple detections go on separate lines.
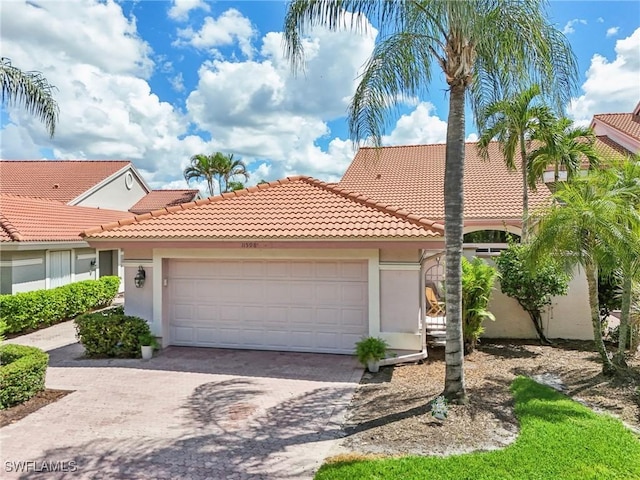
167, 259, 368, 354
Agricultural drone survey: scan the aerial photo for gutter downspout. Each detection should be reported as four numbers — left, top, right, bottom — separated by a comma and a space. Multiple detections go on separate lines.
378, 249, 429, 366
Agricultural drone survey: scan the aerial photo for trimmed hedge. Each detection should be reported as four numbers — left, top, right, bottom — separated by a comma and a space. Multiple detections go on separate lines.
75, 311, 152, 358
0, 276, 120, 334
0, 344, 49, 409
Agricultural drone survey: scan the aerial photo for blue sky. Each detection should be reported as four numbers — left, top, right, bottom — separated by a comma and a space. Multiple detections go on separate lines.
1, 1, 639, 193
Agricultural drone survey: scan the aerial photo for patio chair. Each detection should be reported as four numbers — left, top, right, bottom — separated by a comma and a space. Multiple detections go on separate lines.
426, 286, 445, 317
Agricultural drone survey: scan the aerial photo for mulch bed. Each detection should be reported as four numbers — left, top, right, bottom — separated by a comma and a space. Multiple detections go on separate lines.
340, 340, 640, 457
0, 390, 73, 428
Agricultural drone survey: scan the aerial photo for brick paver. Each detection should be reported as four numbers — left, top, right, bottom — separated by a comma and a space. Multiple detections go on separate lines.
1, 329, 362, 479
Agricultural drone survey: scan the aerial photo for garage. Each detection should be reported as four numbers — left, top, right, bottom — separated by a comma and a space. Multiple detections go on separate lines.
167, 258, 368, 354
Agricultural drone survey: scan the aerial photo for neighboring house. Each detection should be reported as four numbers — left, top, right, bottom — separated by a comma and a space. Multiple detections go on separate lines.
0, 160, 200, 294
129, 189, 201, 215
0, 194, 134, 294
590, 101, 640, 155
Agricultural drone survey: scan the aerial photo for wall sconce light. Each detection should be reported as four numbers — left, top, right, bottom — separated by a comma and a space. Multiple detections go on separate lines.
134, 266, 146, 288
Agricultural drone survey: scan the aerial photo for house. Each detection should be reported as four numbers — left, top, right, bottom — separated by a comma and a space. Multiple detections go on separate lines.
0, 160, 200, 294
590, 101, 640, 155
81, 104, 640, 354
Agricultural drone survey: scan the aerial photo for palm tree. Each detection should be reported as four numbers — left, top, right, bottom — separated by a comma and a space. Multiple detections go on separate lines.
284, 0, 577, 403
184, 154, 219, 196
529, 173, 639, 375
528, 116, 599, 190
1, 57, 59, 137
600, 157, 640, 367
214, 152, 249, 193
477, 84, 553, 242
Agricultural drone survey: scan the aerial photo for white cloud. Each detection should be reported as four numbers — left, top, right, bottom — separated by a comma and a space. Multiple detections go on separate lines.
175, 9, 256, 59
606, 26, 619, 38
168, 0, 210, 21
381, 102, 448, 146
568, 28, 640, 124
0, 0, 214, 188
562, 18, 587, 35
597, 17, 604, 23
466, 133, 479, 143
169, 72, 185, 92
185, 16, 376, 181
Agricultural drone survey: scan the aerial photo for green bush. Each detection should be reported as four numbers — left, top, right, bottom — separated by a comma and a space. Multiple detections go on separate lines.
0, 276, 120, 334
75, 311, 152, 358
462, 257, 497, 354
355, 336, 389, 365
0, 344, 49, 409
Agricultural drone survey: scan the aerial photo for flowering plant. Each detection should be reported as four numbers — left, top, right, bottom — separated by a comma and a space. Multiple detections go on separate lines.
431, 396, 448, 419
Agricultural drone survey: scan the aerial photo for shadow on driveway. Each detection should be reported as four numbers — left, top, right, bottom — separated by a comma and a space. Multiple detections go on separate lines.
47, 343, 362, 383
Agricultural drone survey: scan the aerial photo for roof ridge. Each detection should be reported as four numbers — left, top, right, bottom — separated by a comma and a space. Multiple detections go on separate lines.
0, 193, 67, 204
298, 177, 444, 232
81, 176, 305, 237
0, 212, 23, 241
358, 140, 493, 150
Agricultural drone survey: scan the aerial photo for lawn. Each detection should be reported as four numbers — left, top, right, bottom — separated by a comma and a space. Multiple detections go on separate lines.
317, 377, 640, 480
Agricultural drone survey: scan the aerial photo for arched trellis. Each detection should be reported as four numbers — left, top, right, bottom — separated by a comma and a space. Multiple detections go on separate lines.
424, 256, 445, 299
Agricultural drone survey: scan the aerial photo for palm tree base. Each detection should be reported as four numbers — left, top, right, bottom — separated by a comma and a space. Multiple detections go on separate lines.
442, 390, 469, 405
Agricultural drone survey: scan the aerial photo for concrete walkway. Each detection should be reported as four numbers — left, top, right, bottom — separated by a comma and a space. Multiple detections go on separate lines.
1, 323, 362, 479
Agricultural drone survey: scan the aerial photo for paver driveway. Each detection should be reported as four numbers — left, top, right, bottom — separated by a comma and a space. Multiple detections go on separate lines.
1, 325, 362, 479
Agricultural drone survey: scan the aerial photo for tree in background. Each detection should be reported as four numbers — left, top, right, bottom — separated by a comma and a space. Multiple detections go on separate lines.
1, 57, 59, 137
528, 116, 599, 189
184, 152, 249, 196
478, 84, 553, 242
184, 154, 219, 197
284, 0, 577, 403
495, 242, 569, 344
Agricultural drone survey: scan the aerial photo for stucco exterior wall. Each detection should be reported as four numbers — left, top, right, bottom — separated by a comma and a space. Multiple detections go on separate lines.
124, 265, 154, 322
379, 248, 421, 263
483, 278, 537, 338
74, 168, 147, 211
545, 268, 593, 340
9, 251, 46, 294
380, 269, 420, 334
124, 248, 154, 260
74, 248, 97, 283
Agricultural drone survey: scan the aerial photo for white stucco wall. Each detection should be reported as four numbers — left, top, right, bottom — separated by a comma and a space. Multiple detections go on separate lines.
74, 168, 147, 211
545, 268, 593, 340
380, 269, 421, 334
124, 265, 154, 322
5, 251, 47, 294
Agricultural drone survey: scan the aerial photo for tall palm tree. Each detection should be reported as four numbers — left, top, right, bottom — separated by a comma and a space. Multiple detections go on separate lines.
529, 174, 639, 375
528, 116, 599, 190
284, 0, 577, 403
1, 57, 59, 137
184, 154, 219, 196
214, 152, 249, 193
477, 84, 553, 242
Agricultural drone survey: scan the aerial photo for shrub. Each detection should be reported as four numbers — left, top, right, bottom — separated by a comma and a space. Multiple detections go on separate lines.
462, 257, 497, 354
0, 344, 49, 409
495, 243, 569, 344
0, 276, 120, 334
75, 311, 152, 358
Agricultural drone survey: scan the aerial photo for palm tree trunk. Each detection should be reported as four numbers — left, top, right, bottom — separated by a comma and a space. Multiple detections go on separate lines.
520, 137, 529, 243
613, 274, 632, 368
442, 83, 468, 404
584, 261, 615, 375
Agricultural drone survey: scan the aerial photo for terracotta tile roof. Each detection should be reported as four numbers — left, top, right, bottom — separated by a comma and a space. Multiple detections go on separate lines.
0, 160, 131, 203
129, 189, 200, 214
338, 142, 551, 221
0, 194, 133, 242
83, 176, 443, 240
593, 112, 640, 141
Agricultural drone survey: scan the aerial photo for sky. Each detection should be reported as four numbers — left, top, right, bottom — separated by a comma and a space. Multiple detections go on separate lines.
1, 0, 639, 194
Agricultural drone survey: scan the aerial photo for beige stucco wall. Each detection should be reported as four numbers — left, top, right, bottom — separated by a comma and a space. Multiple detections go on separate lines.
545, 268, 593, 340
74, 168, 147, 211
124, 248, 153, 260
380, 269, 420, 334
74, 248, 97, 283
379, 248, 421, 263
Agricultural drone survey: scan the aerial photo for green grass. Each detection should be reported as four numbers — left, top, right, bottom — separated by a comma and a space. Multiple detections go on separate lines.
317, 377, 640, 480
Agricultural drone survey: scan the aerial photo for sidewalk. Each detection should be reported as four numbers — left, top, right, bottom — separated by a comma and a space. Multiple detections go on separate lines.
4, 320, 78, 352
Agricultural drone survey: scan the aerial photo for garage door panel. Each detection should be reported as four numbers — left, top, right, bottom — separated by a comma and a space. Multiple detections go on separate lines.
168, 259, 368, 354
